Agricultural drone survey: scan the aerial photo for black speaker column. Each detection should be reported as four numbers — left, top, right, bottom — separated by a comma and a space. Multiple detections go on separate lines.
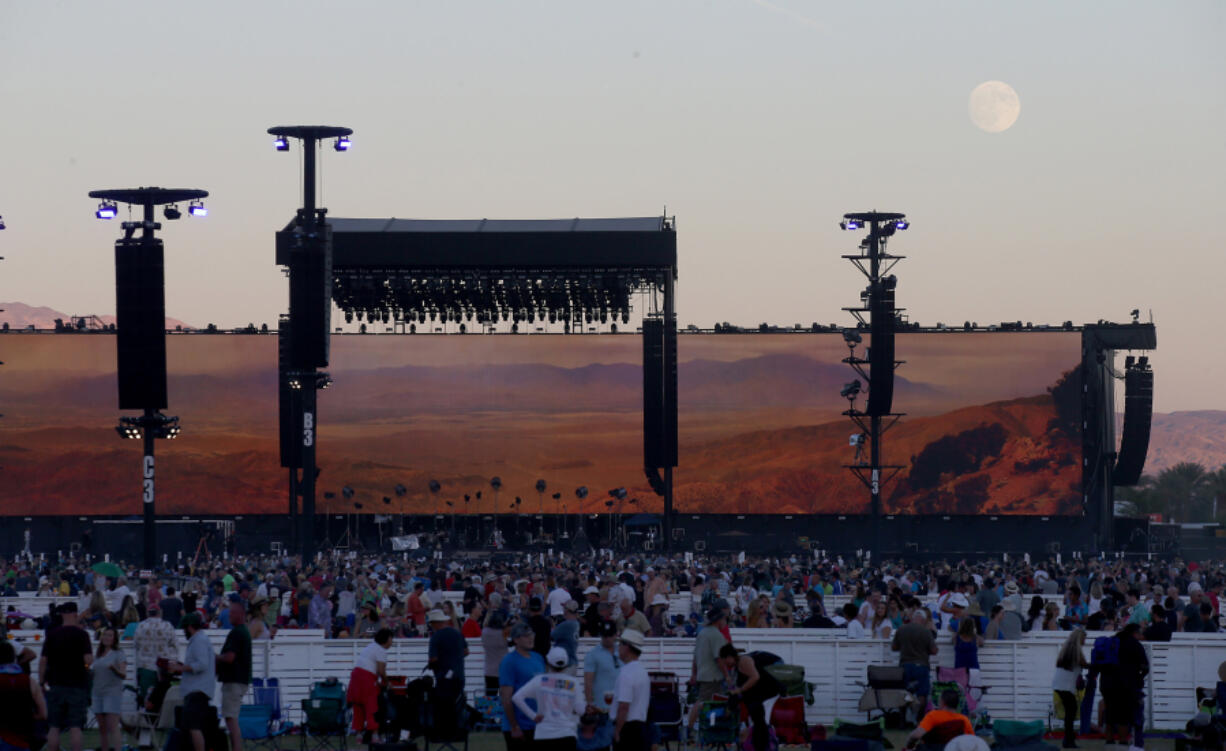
1115, 364, 1154, 486
115, 238, 167, 410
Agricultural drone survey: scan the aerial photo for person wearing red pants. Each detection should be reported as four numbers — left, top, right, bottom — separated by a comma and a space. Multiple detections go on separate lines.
347, 628, 393, 742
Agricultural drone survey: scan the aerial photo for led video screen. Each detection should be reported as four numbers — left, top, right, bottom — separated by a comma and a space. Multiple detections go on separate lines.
0, 331, 1082, 516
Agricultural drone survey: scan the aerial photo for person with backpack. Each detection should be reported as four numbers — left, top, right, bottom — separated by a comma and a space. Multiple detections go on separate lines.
1052, 629, 1088, 749
718, 644, 783, 751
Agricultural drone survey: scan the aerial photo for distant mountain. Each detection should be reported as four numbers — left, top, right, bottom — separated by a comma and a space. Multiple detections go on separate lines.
0, 301, 190, 330
1130, 410, 1226, 474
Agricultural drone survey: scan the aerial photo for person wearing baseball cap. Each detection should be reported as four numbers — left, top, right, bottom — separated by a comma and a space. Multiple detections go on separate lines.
583, 621, 621, 716
612, 630, 650, 751
500, 621, 546, 749
511, 647, 585, 748
551, 600, 581, 672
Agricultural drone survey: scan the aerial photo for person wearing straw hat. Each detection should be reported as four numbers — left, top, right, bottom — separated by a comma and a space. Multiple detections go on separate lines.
611, 630, 649, 751
512, 647, 586, 751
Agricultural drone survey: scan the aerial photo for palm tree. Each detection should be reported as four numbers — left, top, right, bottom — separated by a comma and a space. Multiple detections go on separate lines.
1116, 474, 1161, 517
1152, 462, 1209, 522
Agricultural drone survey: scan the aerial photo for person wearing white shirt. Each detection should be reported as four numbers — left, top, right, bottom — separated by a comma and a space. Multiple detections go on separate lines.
547, 586, 573, 620
612, 631, 650, 751
512, 647, 585, 749
347, 629, 392, 743
846, 609, 872, 639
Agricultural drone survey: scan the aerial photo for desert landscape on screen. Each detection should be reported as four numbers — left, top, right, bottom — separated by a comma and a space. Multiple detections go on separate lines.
0, 332, 1081, 516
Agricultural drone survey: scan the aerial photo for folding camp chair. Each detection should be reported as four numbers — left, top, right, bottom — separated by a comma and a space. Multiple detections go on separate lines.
856, 665, 911, 723
301, 697, 348, 751
239, 703, 291, 751
421, 694, 470, 751
696, 700, 741, 750
647, 675, 684, 750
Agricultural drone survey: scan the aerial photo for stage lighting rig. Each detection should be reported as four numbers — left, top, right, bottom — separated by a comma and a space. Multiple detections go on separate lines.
187, 200, 207, 217
163, 205, 182, 220
91, 185, 207, 571
269, 124, 352, 561
0, 215, 6, 230
334, 136, 351, 152
840, 380, 862, 400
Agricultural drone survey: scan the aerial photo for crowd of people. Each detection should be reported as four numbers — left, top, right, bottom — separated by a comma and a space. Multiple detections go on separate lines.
1, 549, 1222, 751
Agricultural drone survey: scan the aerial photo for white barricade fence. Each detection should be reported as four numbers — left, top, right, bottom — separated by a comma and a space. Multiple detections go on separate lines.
7, 627, 1218, 730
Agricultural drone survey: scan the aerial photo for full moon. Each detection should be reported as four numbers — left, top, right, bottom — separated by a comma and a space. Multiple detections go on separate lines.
969, 80, 1020, 133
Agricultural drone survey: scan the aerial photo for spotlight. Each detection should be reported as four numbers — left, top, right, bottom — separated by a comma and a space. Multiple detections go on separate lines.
115, 424, 142, 440
187, 200, 207, 217
273, 136, 289, 151
342, 485, 354, 499
842, 329, 862, 345
0, 215, 5, 230
895, 219, 909, 230
394, 484, 407, 496
334, 136, 351, 152
840, 380, 862, 399
163, 204, 182, 220
840, 218, 860, 231
575, 486, 589, 499
428, 479, 441, 494
95, 202, 118, 220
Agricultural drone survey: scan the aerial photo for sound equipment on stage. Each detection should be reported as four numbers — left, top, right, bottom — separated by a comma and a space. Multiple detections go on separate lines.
643, 318, 678, 468
1114, 361, 1153, 486
115, 237, 167, 409
277, 325, 302, 468
866, 275, 896, 416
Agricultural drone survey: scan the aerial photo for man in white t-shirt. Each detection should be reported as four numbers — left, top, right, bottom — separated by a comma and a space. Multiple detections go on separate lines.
613, 630, 650, 751
546, 584, 573, 620
511, 647, 585, 743
846, 604, 872, 638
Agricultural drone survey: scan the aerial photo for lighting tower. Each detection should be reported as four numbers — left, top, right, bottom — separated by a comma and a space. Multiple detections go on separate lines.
269, 125, 351, 562
839, 211, 908, 558
90, 186, 208, 570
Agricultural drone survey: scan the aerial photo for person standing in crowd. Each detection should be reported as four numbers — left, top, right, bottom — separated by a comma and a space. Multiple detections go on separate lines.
892, 609, 938, 723
347, 628, 392, 743
617, 599, 650, 637
501, 622, 546, 751
512, 647, 587, 751
953, 617, 983, 674
169, 613, 216, 751
217, 598, 253, 751
1099, 623, 1149, 749
686, 608, 729, 733
91, 628, 126, 751
552, 600, 582, 672
612, 629, 650, 751
0, 639, 46, 751
40, 602, 93, 751
483, 610, 510, 697
1143, 605, 1172, 642
582, 586, 604, 636
1052, 629, 1088, 749
718, 644, 782, 751
427, 609, 469, 732
548, 580, 574, 621
134, 601, 178, 712
160, 587, 183, 627
584, 621, 622, 715
527, 596, 555, 657
407, 582, 429, 634
462, 602, 485, 638
308, 582, 334, 634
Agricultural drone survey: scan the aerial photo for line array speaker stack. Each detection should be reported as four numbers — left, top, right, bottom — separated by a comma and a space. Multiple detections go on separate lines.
114, 237, 168, 409
1115, 362, 1154, 486
288, 222, 333, 369
642, 317, 678, 469
866, 274, 897, 416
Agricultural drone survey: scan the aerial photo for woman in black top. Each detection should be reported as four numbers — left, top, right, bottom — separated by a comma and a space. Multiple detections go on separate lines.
1099, 624, 1148, 747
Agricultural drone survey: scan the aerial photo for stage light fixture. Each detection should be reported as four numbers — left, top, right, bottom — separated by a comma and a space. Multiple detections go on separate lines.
840, 218, 860, 231
0, 215, 6, 230
273, 136, 289, 151
895, 219, 909, 230
187, 200, 207, 217
334, 136, 351, 152
842, 329, 862, 345
840, 380, 862, 399
95, 201, 119, 220
163, 204, 181, 220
